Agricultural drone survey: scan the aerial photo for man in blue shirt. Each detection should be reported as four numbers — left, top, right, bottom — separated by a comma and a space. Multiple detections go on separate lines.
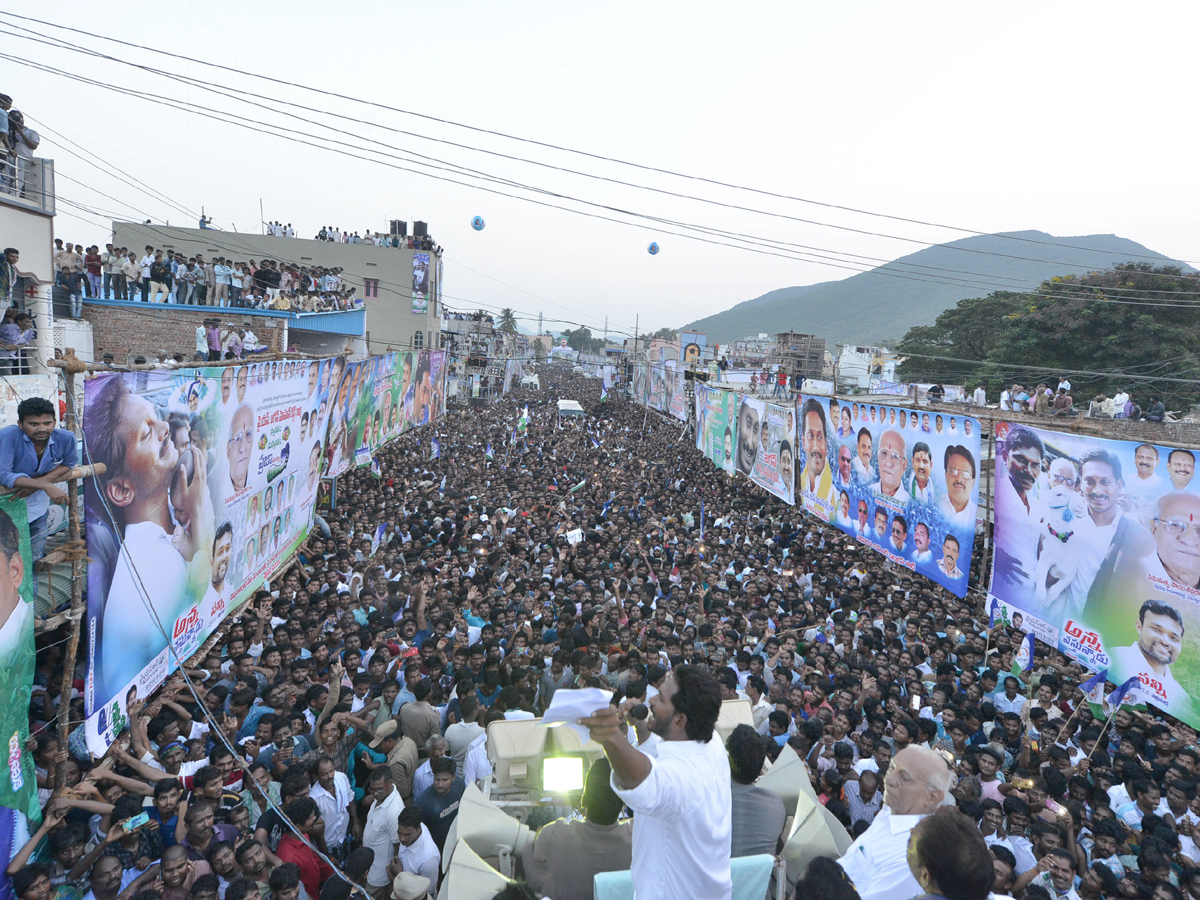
0, 397, 77, 563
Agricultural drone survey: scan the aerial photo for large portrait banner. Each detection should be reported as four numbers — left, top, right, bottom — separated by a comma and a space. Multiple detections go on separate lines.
735, 396, 795, 506
797, 396, 981, 596
695, 384, 738, 477
82, 358, 336, 754
991, 421, 1200, 725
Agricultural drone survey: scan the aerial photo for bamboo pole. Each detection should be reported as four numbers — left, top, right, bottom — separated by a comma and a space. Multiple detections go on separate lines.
54, 363, 85, 792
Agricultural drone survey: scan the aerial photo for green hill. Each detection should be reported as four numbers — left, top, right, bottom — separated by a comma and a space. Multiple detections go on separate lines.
683, 231, 1192, 346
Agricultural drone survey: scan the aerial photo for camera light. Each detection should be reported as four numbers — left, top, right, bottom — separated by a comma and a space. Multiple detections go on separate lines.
542, 756, 584, 793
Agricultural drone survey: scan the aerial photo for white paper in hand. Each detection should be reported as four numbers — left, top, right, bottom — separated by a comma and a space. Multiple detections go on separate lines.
565, 528, 584, 545
543, 687, 613, 744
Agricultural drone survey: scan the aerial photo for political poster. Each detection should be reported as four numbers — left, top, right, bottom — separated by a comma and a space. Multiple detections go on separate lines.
695, 384, 738, 477
82, 358, 337, 754
323, 350, 448, 478
632, 362, 651, 407
0, 494, 40, 843
648, 363, 670, 412
797, 396, 981, 597
990, 421, 1200, 725
667, 361, 688, 422
412, 251, 431, 311
734, 396, 795, 505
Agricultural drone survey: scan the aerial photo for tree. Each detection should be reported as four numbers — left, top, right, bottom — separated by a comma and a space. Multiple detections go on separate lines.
647, 327, 678, 342
561, 326, 603, 354
533, 340, 547, 362
498, 308, 518, 334
896, 264, 1200, 403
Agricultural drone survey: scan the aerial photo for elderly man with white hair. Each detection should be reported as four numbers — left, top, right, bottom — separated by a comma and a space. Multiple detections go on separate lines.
837, 745, 955, 900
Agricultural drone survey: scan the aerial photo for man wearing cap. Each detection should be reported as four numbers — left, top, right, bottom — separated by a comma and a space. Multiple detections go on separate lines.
371, 719, 419, 802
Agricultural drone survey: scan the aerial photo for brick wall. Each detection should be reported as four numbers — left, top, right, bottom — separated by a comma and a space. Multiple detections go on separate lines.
82, 303, 287, 364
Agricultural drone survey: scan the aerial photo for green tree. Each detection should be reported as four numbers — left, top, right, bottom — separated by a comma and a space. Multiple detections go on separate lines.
497, 308, 519, 334
533, 340, 547, 362
647, 327, 678, 342
562, 326, 603, 354
897, 264, 1200, 403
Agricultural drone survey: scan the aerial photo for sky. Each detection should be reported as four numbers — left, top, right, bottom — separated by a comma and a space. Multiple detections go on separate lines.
5, 1, 1199, 343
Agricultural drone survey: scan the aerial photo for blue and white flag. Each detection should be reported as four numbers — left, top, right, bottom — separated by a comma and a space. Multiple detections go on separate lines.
370, 456, 381, 479
700, 501, 705, 542
588, 433, 601, 449
600, 386, 609, 402
1105, 676, 1140, 713
1011, 632, 1035, 676
430, 438, 441, 459
485, 443, 494, 460
1080, 669, 1108, 707
370, 522, 386, 556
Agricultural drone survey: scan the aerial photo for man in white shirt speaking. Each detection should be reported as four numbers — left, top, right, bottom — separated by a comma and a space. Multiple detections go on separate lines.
837, 744, 955, 900
581, 665, 731, 900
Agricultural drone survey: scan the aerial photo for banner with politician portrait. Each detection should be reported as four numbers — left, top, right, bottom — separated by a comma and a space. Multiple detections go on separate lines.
695, 384, 738, 477
796, 396, 981, 597
734, 396, 795, 505
82, 358, 337, 755
323, 350, 448, 478
666, 361, 688, 422
990, 421, 1200, 726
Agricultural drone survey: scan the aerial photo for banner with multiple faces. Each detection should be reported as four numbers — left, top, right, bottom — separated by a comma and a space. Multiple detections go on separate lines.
323, 350, 447, 478
695, 384, 739, 477
667, 361, 688, 422
82, 358, 335, 754
796, 396, 981, 597
735, 396, 796, 506
990, 422, 1200, 725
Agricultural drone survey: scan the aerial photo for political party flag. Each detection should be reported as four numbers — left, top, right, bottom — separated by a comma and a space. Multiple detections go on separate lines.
485, 443, 494, 460
370, 456, 381, 479
601, 386, 608, 402
1011, 632, 1035, 677
1105, 676, 1140, 713
518, 406, 529, 435
430, 438, 441, 459
1081, 669, 1108, 704
569, 479, 587, 494
370, 522, 386, 556
700, 501, 705, 542
438, 474, 446, 492
588, 433, 601, 449
600, 499, 612, 518
510, 427, 517, 445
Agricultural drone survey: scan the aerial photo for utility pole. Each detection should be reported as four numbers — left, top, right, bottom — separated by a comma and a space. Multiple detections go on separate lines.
538, 311, 543, 336
604, 316, 608, 345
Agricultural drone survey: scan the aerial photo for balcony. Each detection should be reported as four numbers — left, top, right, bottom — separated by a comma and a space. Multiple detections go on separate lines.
0, 157, 55, 216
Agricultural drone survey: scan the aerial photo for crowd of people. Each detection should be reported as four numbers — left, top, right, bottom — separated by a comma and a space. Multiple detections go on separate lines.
0, 93, 40, 201
998, 379, 1171, 422
13, 365, 1200, 900
50, 241, 362, 315
311, 229, 440, 256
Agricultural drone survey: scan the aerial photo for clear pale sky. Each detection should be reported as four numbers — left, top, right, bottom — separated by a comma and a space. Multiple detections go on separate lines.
5, 1, 1196, 341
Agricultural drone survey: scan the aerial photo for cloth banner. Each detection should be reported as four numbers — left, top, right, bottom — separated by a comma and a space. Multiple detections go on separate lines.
735, 396, 795, 505
695, 384, 739, 477
990, 420, 1200, 726
323, 350, 447, 478
667, 361, 688, 422
796, 395, 981, 597
82, 358, 337, 754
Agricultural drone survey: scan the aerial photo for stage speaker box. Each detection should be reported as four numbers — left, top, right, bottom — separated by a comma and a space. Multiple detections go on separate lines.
389, 220, 407, 237
413, 220, 428, 238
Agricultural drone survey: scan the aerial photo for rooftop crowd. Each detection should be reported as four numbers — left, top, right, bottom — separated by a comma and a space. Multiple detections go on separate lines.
50, 240, 361, 316
14, 366, 1200, 900
311, 229, 440, 256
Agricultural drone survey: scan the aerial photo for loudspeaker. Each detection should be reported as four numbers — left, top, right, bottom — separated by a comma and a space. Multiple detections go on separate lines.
389, 220, 407, 237
413, 220, 428, 238
441, 784, 533, 874
436, 838, 510, 900
714, 699, 754, 744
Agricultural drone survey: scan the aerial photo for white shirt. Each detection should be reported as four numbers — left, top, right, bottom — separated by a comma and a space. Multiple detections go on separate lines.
973, 387, 986, 406
612, 736, 732, 900
868, 480, 911, 504
101, 520, 190, 698
464, 731, 492, 789
0, 598, 32, 658
363, 786, 404, 887
395, 822, 441, 886
412, 759, 434, 799
1110, 642, 1191, 709
837, 807, 925, 900
310, 772, 352, 847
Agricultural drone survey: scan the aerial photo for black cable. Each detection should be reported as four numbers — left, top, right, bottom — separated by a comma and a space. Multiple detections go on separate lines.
5, 10, 1197, 269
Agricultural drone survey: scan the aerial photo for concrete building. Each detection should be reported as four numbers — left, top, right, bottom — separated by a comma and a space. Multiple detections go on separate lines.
837, 344, 899, 392
772, 331, 826, 381
105, 221, 442, 359
0, 151, 58, 367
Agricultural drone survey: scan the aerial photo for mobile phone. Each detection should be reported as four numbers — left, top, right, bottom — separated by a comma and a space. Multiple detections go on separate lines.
123, 812, 150, 832
910, 695, 921, 711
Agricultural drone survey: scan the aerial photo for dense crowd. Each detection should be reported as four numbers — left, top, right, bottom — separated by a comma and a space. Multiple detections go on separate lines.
998, 380, 1170, 423
16, 366, 1200, 900
50, 241, 361, 315
312, 229, 440, 255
